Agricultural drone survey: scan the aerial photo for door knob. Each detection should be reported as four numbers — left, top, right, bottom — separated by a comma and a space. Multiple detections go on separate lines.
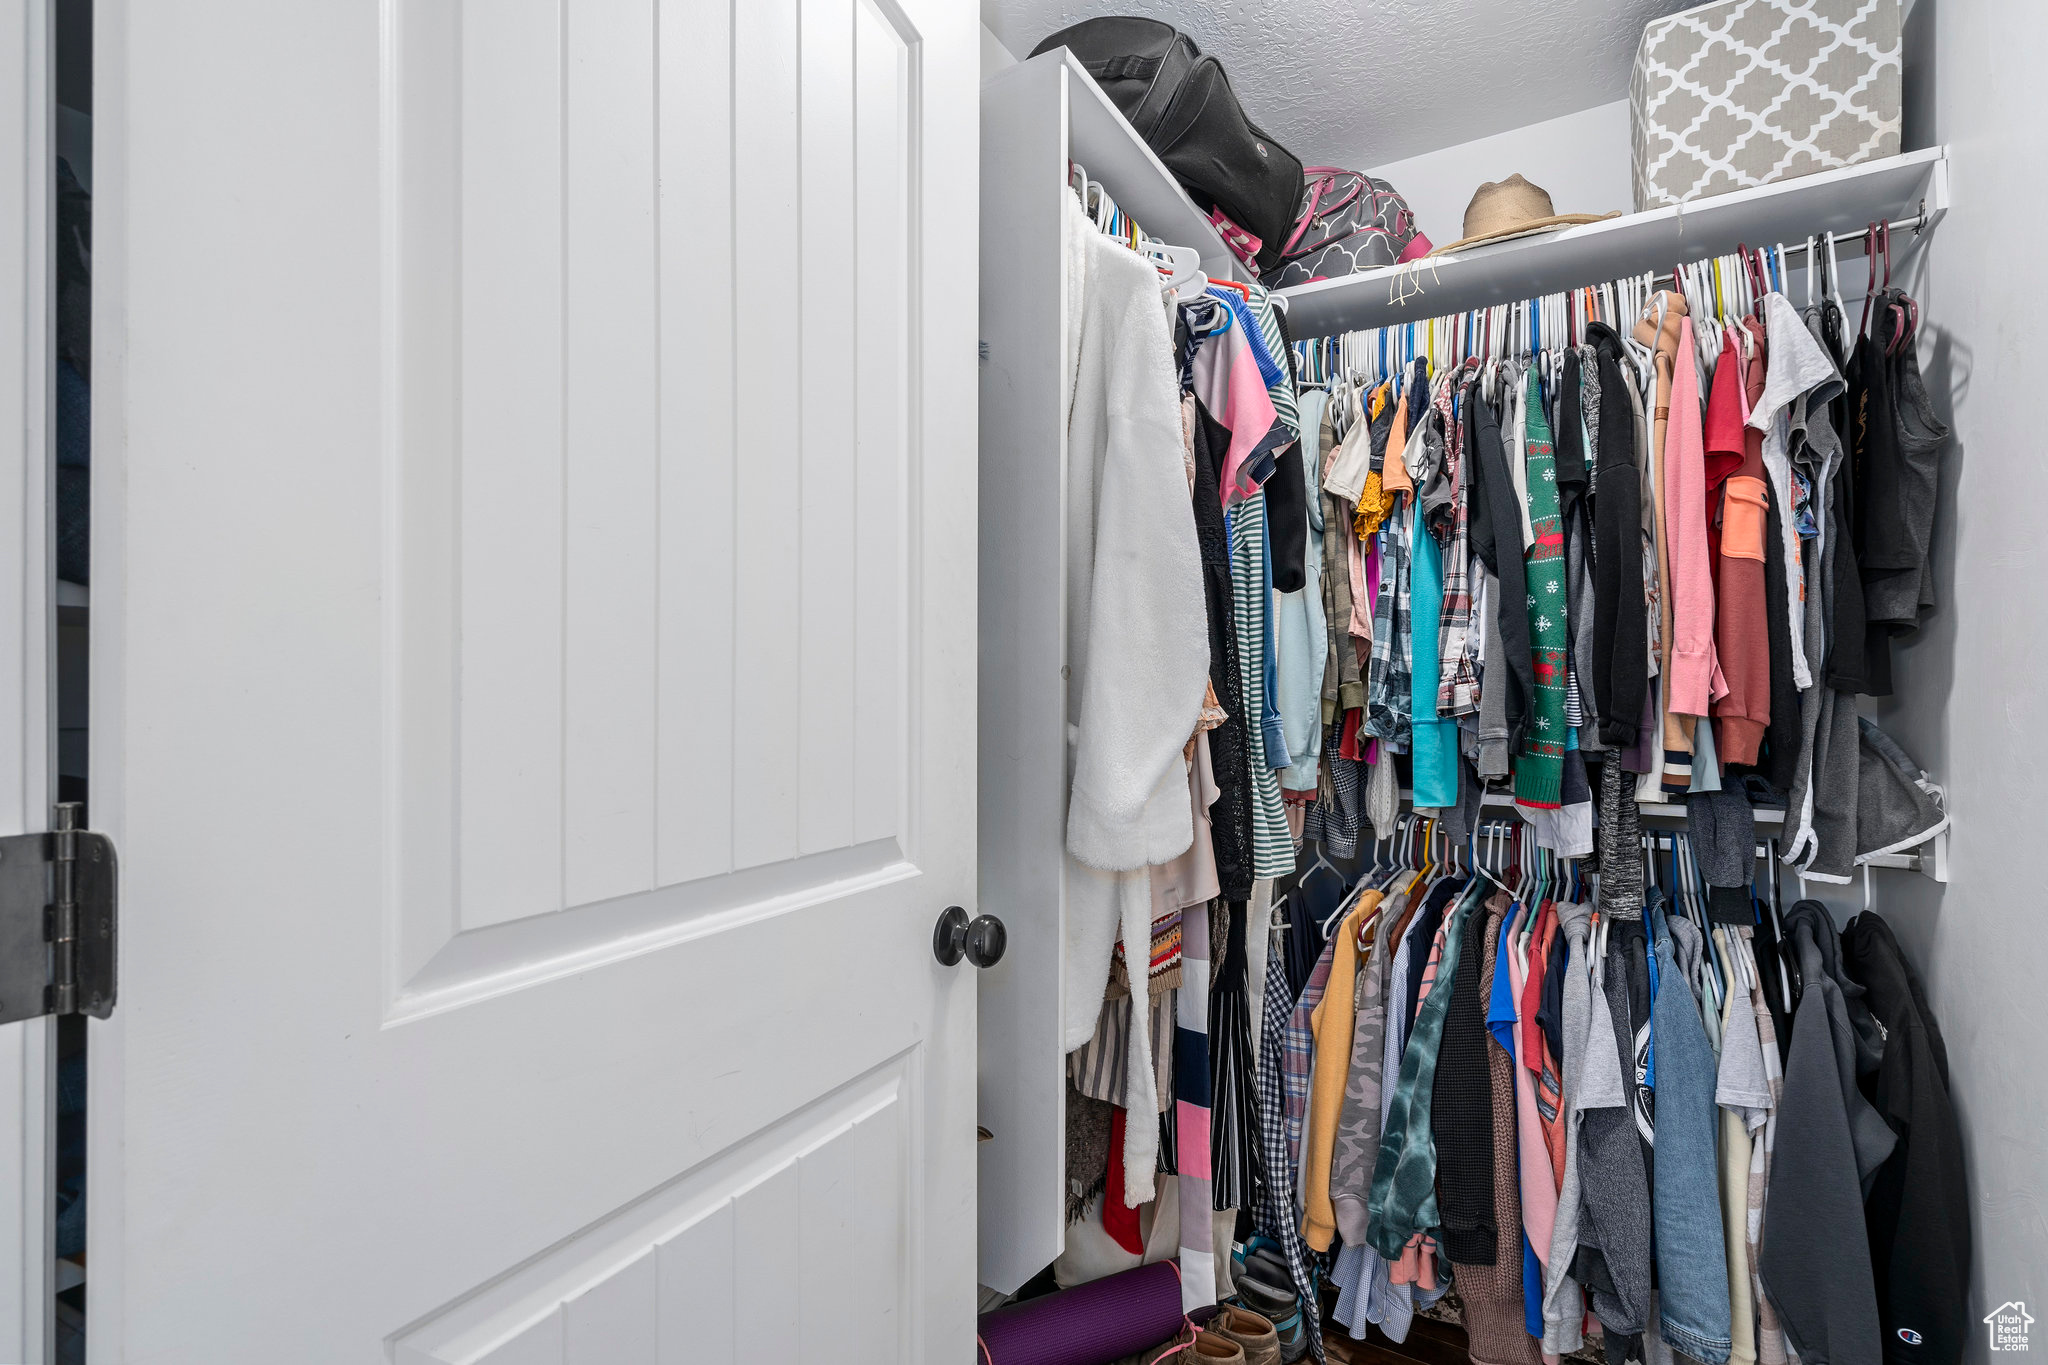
933, 906, 1007, 968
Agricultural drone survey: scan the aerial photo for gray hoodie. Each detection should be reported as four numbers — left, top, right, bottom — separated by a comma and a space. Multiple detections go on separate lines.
1574, 921, 1656, 1357
1330, 886, 1410, 1243
1758, 902, 1890, 1365
1542, 900, 1593, 1354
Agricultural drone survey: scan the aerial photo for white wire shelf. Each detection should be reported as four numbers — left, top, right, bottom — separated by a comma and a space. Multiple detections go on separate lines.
1277, 146, 1949, 339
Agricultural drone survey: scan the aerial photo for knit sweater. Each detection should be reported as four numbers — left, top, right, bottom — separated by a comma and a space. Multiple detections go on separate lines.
1515, 376, 1568, 809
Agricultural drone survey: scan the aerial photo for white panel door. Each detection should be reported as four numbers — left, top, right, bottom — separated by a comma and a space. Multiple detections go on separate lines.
0, 3, 52, 1359
86, 0, 978, 1360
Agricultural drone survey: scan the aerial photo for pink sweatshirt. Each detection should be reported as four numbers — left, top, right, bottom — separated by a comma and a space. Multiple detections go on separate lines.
1191, 322, 1281, 507
1507, 932, 1559, 1270
1663, 318, 1728, 717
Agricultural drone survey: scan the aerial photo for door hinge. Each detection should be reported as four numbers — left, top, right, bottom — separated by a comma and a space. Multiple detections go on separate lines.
0, 802, 116, 1024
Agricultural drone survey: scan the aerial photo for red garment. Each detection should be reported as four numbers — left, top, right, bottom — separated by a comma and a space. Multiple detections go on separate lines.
1103, 1107, 1146, 1254
1522, 903, 1569, 1185
1519, 902, 1553, 1070
1702, 329, 1748, 566
1712, 317, 1772, 766
1339, 707, 1366, 761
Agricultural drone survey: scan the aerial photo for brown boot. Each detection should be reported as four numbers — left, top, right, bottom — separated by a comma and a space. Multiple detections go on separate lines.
1192, 1328, 1247, 1362
1206, 1304, 1280, 1365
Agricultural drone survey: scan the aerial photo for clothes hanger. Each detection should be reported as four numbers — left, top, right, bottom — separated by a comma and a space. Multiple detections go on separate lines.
1684, 836, 1727, 1013
1322, 873, 1368, 939
1765, 840, 1795, 1002
1517, 825, 1544, 975
1471, 827, 1508, 893
1140, 241, 1202, 298
1491, 827, 1524, 942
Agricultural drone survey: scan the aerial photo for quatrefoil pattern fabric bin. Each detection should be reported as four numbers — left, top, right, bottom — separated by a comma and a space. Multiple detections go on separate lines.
1630, 0, 1901, 210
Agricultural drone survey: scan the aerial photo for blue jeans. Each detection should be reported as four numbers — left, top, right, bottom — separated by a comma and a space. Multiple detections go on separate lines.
1649, 901, 1733, 1363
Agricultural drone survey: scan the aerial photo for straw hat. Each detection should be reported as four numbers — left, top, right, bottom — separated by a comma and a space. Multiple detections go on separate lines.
1428, 174, 1619, 256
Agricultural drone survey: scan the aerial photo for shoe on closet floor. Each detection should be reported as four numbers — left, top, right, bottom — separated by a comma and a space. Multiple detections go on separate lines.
1120, 1323, 1196, 1365
1228, 1281, 1306, 1362
1115, 1324, 1240, 1365
1191, 1329, 1247, 1362
1206, 1303, 1280, 1365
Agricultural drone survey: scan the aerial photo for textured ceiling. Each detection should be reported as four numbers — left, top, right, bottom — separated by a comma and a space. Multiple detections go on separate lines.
983, 0, 1700, 168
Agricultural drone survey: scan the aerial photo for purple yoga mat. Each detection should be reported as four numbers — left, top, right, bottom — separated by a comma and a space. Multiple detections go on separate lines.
976, 1260, 1185, 1365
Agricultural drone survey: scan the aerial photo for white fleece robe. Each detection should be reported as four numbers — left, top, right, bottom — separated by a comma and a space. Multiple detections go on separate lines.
1057, 192, 1210, 1206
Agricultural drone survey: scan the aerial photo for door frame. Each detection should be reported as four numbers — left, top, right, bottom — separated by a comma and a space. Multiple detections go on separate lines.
0, 0, 57, 1358
83, 0, 127, 1355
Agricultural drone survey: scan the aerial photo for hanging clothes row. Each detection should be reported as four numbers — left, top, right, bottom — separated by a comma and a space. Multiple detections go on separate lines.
1054, 166, 1298, 1348
1284, 813, 1968, 1365
1288, 220, 1950, 879
1053, 172, 1962, 1365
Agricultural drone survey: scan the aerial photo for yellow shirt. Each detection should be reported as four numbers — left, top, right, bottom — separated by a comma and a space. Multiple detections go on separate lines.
1300, 890, 1382, 1251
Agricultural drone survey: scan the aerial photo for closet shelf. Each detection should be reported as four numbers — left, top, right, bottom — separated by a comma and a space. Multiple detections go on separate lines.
979, 42, 1250, 1297
1277, 146, 1950, 338
987, 48, 1243, 280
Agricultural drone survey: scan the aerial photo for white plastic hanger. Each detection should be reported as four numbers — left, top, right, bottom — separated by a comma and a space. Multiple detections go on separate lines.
1140, 240, 1202, 301
1471, 826, 1508, 893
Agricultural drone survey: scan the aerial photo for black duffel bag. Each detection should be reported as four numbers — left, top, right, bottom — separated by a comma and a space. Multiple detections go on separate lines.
1031, 17, 1303, 276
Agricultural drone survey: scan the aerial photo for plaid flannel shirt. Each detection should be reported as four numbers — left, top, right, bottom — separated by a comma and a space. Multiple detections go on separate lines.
1256, 947, 1327, 1362
1283, 936, 1337, 1176
1363, 489, 1413, 746
1433, 377, 1480, 716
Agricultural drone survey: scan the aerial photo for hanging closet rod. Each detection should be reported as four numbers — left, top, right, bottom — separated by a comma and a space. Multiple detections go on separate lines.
1639, 210, 1929, 289
1390, 790, 1943, 880
1289, 205, 1933, 385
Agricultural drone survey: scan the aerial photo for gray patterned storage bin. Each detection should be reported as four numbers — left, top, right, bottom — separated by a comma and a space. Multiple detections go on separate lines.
1631, 0, 1901, 211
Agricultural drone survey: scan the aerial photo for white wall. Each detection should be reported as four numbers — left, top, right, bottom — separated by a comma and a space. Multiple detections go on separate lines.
981, 21, 1017, 81
1870, 0, 2048, 1344
1366, 99, 1631, 253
